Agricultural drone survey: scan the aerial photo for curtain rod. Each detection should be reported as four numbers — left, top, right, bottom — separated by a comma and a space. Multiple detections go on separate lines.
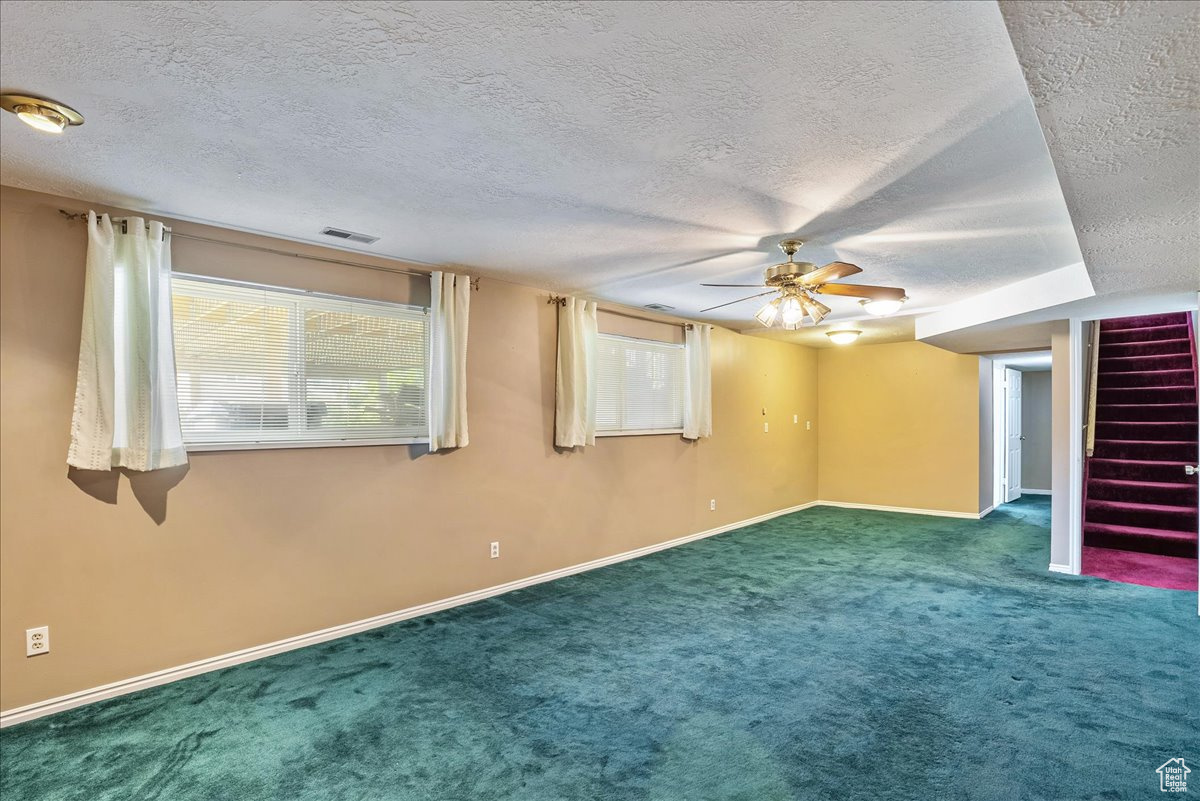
548, 294, 694, 330
58, 209, 447, 282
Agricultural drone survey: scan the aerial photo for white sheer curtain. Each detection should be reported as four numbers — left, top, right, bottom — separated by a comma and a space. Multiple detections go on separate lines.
428, 271, 471, 451
555, 297, 598, 448
68, 212, 187, 471
683, 323, 713, 440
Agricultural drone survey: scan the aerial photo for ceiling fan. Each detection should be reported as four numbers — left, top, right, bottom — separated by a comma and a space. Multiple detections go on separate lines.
701, 239, 908, 330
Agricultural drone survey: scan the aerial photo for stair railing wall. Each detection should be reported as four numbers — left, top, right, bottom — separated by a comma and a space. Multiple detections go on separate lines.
1084, 320, 1100, 458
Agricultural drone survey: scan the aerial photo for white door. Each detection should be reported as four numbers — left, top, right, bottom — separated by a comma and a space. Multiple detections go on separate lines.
1006, 368, 1023, 502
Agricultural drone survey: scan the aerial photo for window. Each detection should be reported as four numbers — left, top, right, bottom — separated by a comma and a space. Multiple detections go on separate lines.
596, 334, 685, 435
171, 274, 429, 449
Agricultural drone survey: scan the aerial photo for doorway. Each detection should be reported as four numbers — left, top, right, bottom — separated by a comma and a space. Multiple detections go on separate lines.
989, 351, 1052, 509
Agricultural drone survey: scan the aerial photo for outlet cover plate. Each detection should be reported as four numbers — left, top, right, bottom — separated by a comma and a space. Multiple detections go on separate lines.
26, 626, 49, 657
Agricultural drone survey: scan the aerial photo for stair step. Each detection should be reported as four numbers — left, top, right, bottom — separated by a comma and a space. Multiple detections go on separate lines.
1097, 386, 1197, 405
1087, 478, 1199, 506
1086, 499, 1198, 532
1099, 353, 1194, 372
1100, 338, 1194, 358
1095, 403, 1199, 422
1094, 420, 1199, 441
1100, 324, 1190, 344
1091, 439, 1198, 461
1100, 313, 1190, 331
1084, 521, 1198, 558
1100, 369, 1196, 389
1088, 458, 1199, 483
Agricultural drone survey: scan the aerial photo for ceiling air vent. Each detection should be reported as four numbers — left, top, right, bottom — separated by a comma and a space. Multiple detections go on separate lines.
320, 226, 379, 245
644, 303, 676, 311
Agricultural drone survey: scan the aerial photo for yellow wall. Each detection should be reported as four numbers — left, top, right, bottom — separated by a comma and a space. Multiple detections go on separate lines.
817, 341, 982, 515
0, 188, 820, 711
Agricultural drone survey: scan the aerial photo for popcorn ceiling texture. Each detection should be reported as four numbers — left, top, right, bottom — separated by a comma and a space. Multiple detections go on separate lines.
1000, 0, 1200, 296
0, 1, 1087, 332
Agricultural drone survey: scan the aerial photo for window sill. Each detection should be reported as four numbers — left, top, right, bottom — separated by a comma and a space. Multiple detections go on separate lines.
185, 437, 429, 453
595, 429, 684, 438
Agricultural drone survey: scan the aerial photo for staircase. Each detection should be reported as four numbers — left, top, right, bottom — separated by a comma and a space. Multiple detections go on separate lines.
1085, 312, 1199, 559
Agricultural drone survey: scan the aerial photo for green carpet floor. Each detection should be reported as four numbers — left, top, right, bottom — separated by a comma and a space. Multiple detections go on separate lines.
2, 497, 1196, 800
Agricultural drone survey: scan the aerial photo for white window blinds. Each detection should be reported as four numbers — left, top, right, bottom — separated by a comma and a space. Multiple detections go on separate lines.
171, 275, 429, 447
595, 334, 685, 434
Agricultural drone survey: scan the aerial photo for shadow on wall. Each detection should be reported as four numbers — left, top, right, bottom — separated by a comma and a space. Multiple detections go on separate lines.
67, 465, 189, 525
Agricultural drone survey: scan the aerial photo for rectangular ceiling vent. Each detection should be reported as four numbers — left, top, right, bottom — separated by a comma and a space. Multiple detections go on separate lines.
320, 226, 379, 245
644, 303, 676, 311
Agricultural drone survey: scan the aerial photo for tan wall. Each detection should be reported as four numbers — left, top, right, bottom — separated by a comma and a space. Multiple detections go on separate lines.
816, 341, 982, 514
0, 187, 819, 710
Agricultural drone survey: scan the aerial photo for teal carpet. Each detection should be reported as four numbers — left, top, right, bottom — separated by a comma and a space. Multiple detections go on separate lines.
2, 498, 1196, 800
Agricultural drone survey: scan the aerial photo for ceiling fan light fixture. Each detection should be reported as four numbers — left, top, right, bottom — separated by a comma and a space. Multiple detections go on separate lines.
779, 295, 804, 326
827, 329, 862, 345
699, 239, 908, 329
754, 298, 780, 327
859, 297, 907, 316
800, 293, 832, 325
1, 94, 85, 133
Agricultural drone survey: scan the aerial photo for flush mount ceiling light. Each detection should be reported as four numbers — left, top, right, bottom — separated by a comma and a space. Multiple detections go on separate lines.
0, 94, 84, 133
859, 296, 907, 316
826, 329, 862, 345
699, 239, 907, 328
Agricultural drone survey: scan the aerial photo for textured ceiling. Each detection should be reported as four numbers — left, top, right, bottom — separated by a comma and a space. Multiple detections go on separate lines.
999, 0, 1199, 299
0, 0, 1087, 333
917, 1, 1200, 354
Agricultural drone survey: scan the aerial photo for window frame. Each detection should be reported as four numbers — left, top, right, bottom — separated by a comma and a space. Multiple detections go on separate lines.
171, 272, 431, 452
594, 332, 686, 438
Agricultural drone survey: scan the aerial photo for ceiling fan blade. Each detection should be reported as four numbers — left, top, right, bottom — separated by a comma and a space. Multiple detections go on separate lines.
700, 283, 767, 288
798, 261, 862, 286
699, 290, 776, 313
816, 283, 907, 301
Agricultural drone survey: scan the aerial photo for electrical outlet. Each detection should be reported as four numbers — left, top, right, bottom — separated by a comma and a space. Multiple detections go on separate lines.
806, 420, 812, 430
793, 414, 798, 424
26, 626, 49, 657
490, 541, 500, 559
709, 499, 716, 511
763, 422, 769, 433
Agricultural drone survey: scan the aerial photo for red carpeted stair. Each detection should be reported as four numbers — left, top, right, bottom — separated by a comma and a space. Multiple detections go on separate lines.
1084, 312, 1199, 565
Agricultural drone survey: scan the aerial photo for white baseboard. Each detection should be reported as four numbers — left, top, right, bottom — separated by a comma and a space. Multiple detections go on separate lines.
1, 499, 821, 728
1048, 562, 1078, 575
815, 500, 982, 520
1020, 489, 1051, 496
978, 505, 996, 519
1, 496, 1005, 728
